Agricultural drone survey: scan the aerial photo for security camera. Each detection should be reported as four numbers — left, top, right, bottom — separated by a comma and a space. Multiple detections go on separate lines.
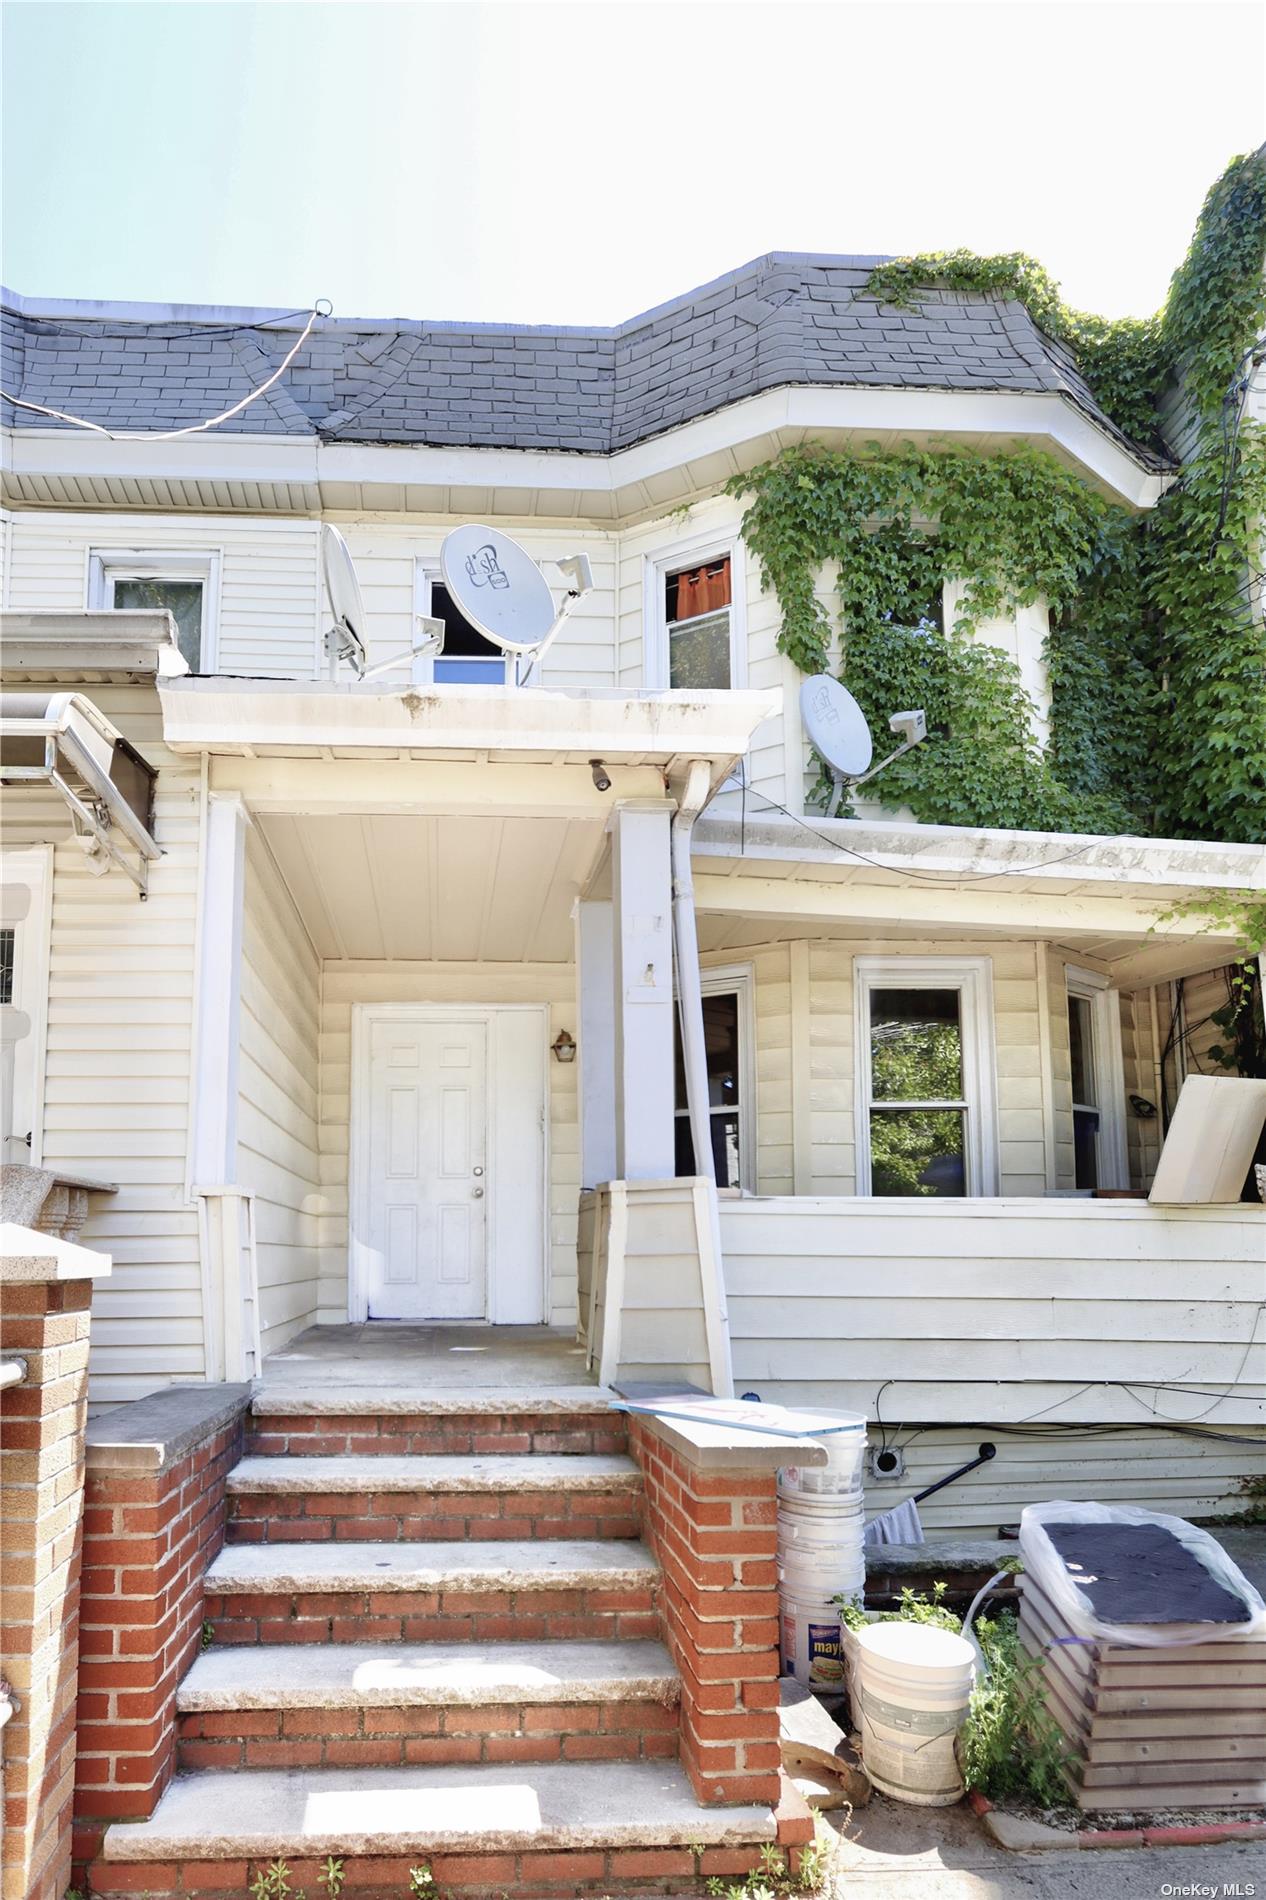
888, 709, 927, 748
589, 759, 612, 792
556, 554, 594, 597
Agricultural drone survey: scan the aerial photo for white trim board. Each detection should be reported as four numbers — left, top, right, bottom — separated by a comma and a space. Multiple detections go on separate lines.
348, 1002, 549, 1325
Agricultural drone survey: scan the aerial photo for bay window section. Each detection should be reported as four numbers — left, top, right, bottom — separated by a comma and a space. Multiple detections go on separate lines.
855, 957, 999, 1197
672, 973, 753, 1190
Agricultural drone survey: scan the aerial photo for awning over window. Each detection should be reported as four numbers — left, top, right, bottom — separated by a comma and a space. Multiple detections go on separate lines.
0, 692, 161, 896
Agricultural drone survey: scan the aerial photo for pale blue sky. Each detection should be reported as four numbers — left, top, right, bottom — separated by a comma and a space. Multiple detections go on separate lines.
3, 0, 1263, 325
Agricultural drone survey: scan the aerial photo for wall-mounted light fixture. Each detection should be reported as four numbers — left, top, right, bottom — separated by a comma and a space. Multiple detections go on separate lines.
551, 1029, 577, 1064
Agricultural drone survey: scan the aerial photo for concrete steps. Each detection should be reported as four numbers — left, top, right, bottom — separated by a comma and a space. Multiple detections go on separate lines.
201, 1537, 661, 1646
97, 1757, 777, 1897
225, 1452, 643, 1544
176, 1635, 681, 1771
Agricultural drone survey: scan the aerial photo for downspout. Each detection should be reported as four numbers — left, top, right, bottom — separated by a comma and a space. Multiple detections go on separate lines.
671, 758, 735, 1397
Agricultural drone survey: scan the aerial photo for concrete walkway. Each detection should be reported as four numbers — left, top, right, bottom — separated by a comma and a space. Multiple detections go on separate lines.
823, 1796, 1265, 1897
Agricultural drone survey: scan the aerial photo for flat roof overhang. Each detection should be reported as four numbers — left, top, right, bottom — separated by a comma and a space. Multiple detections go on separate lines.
692, 812, 1266, 984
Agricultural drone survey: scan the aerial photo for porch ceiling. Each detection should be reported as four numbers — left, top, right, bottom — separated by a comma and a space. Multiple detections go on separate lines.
259, 811, 600, 962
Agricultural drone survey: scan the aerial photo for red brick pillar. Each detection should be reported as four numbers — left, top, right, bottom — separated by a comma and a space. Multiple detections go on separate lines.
73, 1384, 250, 1875
628, 1412, 788, 1809
1, 1234, 108, 1900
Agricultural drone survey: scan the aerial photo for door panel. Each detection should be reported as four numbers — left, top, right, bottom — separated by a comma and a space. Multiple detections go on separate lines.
366, 1017, 487, 1318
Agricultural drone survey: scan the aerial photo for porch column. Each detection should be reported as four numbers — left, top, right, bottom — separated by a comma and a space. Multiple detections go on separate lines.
188, 793, 255, 1381
576, 898, 616, 1188
609, 802, 676, 1180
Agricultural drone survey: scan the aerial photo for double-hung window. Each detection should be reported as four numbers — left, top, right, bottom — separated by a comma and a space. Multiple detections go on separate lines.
672, 968, 754, 1190
647, 540, 745, 689
855, 957, 999, 1196
90, 550, 217, 674
1064, 966, 1127, 1190
414, 563, 510, 685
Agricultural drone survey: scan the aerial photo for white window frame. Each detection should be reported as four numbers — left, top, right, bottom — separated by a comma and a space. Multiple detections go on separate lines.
676, 962, 756, 1194
1064, 964, 1129, 1190
89, 548, 220, 674
413, 560, 515, 688
854, 955, 1000, 1197
644, 531, 747, 691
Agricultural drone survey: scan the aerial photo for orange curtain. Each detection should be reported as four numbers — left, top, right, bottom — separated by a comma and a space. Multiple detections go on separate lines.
672, 557, 731, 620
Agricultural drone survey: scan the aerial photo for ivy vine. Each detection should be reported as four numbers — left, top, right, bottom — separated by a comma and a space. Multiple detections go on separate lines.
729, 148, 1266, 845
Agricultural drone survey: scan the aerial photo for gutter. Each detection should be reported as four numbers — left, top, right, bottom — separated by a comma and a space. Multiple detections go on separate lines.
670, 758, 735, 1398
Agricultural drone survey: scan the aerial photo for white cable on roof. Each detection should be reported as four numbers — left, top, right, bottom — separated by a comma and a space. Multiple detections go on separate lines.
1, 301, 329, 441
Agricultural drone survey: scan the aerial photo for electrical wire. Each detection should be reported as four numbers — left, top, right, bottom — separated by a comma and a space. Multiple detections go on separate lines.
12, 305, 321, 342
733, 785, 1105, 885
1, 301, 330, 441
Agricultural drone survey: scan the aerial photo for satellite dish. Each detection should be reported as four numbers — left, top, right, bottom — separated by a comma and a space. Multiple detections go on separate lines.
800, 674, 874, 779
800, 674, 928, 813
322, 524, 366, 653
440, 524, 557, 656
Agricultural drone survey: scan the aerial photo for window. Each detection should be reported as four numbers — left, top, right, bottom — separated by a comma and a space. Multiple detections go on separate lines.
414, 565, 509, 685
90, 551, 217, 674
666, 556, 732, 688
672, 969, 754, 1190
855, 957, 999, 1196
646, 539, 745, 689
1064, 967, 1127, 1190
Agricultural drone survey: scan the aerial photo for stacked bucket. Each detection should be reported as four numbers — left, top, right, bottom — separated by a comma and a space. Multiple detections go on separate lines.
777, 1410, 867, 1688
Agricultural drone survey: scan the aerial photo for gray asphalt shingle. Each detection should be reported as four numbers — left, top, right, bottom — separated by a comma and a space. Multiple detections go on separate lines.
0, 253, 1165, 466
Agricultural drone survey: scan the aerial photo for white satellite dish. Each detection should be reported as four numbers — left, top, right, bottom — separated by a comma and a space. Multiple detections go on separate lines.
800, 674, 874, 779
439, 525, 595, 682
321, 522, 443, 683
800, 674, 928, 814
322, 524, 367, 672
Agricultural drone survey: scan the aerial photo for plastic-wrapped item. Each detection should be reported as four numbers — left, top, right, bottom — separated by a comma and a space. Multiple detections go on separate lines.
1019, 1500, 1266, 1648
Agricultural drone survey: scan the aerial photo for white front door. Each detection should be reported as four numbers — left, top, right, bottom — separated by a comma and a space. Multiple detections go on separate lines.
365, 1014, 489, 1319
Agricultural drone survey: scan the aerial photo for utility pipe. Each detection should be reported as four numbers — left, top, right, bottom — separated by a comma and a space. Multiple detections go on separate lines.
671, 758, 734, 1397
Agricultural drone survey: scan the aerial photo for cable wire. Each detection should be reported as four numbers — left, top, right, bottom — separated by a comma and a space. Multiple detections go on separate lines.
2, 301, 330, 441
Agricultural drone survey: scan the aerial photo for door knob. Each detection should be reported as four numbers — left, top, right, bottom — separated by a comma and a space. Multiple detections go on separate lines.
472, 1186, 485, 1198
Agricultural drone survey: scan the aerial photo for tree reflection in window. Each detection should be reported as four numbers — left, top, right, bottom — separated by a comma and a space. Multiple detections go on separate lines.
868, 988, 966, 1196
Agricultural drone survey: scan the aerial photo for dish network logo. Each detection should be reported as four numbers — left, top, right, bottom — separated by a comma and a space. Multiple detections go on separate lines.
464, 545, 510, 591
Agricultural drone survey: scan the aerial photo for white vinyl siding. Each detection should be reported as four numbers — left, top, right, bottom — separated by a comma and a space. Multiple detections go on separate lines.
238, 828, 322, 1358
5, 511, 322, 677
0, 681, 203, 1403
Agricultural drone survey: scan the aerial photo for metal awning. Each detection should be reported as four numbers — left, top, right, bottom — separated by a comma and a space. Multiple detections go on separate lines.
0, 691, 161, 895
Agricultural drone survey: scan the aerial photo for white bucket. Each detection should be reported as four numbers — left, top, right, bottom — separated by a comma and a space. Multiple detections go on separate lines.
778, 1411, 867, 1498
781, 1594, 851, 1689
849, 1622, 976, 1807
778, 1487, 866, 1606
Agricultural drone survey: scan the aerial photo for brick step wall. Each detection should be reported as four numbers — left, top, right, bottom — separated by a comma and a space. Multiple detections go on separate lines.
248, 1408, 628, 1459
224, 1453, 642, 1545
176, 1696, 681, 1770
202, 1579, 662, 1646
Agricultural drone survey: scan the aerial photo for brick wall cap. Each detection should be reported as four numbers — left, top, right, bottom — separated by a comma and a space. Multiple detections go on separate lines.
625, 1405, 829, 1473
0, 1221, 112, 1283
85, 1381, 251, 1473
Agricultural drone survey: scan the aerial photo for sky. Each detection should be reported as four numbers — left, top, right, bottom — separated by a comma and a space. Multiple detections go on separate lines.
3, 0, 1264, 327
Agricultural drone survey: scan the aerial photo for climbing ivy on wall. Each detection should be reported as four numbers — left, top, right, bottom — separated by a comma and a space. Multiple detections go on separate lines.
729, 149, 1266, 843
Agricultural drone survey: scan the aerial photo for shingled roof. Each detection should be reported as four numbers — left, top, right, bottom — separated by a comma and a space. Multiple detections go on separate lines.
1, 254, 1167, 467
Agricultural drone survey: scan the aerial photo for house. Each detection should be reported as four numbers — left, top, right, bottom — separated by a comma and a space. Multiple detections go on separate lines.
2, 191, 1264, 1893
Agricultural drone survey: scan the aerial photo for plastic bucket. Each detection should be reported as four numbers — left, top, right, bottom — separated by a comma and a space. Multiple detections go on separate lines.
850, 1622, 976, 1806
778, 1486, 866, 1606
781, 1594, 853, 1688
778, 1412, 867, 1498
